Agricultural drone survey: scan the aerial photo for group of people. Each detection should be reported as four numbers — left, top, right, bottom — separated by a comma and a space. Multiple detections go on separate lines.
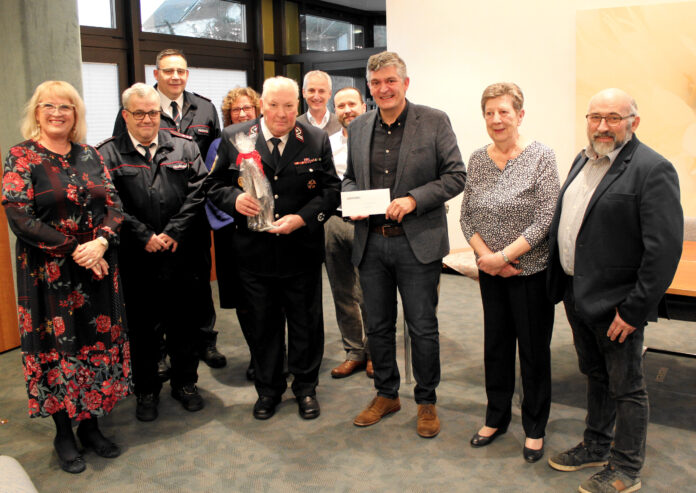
1, 48, 683, 493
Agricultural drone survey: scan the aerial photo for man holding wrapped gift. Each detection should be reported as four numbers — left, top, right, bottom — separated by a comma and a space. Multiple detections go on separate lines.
205, 76, 340, 420
343, 51, 466, 438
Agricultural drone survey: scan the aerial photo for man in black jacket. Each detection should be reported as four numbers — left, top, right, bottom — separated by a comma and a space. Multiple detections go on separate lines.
112, 48, 225, 370
546, 88, 682, 493
205, 76, 340, 421
99, 83, 209, 421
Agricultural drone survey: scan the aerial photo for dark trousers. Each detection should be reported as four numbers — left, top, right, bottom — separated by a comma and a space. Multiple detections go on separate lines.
359, 233, 441, 403
123, 266, 199, 396
238, 266, 324, 399
563, 280, 648, 478
214, 226, 255, 355
478, 270, 554, 438
193, 245, 218, 346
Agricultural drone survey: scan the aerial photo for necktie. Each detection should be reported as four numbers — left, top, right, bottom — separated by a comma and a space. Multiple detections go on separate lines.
138, 143, 154, 162
270, 137, 281, 167
171, 101, 181, 130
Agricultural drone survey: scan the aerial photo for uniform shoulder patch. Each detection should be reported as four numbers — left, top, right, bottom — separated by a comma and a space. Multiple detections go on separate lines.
294, 126, 304, 143
168, 129, 193, 140
191, 92, 213, 103
95, 136, 116, 148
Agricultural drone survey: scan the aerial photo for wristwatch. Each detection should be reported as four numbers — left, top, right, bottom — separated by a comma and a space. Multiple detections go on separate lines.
96, 236, 109, 250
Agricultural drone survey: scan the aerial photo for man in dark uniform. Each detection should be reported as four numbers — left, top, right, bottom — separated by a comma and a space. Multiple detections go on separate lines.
112, 48, 225, 371
205, 76, 340, 420
99, 83, 209, 421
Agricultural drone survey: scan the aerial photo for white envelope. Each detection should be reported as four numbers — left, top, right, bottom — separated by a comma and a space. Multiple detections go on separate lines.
340, 189, 391, 217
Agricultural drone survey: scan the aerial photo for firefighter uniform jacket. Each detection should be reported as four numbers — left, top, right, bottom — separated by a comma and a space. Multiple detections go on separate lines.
204, 119, 340, 277
97, 130, 209, 278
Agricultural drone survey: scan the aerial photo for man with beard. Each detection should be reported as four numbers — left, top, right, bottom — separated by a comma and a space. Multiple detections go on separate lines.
325, 87, 371, 379
546, 88, 682, 493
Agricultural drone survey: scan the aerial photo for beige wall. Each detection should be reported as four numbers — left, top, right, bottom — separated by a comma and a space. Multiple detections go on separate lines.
386, 0, 694, 249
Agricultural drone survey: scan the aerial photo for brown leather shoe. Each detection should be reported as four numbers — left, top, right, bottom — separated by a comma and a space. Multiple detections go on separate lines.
331, 359, 366, 378
417, 404, 440, 438
365, 360, 374, 378
353, 396, 401, 427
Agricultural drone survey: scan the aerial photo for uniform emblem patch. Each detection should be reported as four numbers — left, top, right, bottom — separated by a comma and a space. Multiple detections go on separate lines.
317, 212, 325, 222
249, 124, 259, 136
307, 179, 317, 189
295, 126, 304, 142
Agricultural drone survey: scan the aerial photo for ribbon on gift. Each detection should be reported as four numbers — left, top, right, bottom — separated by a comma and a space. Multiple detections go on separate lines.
236, 150, 264, 176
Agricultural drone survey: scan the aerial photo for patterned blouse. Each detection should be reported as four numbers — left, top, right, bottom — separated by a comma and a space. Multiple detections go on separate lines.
460, 140, 560, 276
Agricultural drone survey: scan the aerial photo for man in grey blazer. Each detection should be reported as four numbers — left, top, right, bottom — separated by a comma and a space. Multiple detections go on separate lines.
297, 70, 342, 136
343, 51, 466, 438
546, 88, 682, 493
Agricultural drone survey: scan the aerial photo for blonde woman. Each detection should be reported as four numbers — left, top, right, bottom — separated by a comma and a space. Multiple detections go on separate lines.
2, 81, 131, 473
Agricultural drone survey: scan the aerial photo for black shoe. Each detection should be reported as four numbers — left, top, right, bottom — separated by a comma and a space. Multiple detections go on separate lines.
297, 395, 320, 420
171, 384, 204, 412
246, 359, 256, 381
157, 358, 170, 382
76, 427, 121, 459
135, 393, 159, 422
470, 427, 507, 447
253, 396, 280, 420
201, 344, 227, 368
54, 436, 86, 474
523, 443, 545, 463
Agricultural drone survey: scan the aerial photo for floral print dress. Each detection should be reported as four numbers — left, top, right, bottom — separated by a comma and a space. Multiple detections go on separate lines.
2, 140, 132, 420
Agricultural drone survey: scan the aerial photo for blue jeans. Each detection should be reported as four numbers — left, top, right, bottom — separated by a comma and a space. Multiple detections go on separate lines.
563, 281, 648, 478
358, 233, 441, 403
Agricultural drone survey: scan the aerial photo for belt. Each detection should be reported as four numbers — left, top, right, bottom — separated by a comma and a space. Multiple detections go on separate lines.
370, 224, 405, 237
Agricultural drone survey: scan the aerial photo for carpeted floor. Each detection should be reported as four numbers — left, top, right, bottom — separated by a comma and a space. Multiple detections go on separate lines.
1, 269, 695, 492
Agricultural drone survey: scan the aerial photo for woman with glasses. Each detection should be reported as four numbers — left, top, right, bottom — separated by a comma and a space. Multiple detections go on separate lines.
1, 81, 131, 474
460, 82, 560, 463
204, 87, 261, 381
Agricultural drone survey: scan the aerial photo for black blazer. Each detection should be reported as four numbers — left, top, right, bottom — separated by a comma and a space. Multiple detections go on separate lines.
204, 119, 340, 277
547, 135, 683, 327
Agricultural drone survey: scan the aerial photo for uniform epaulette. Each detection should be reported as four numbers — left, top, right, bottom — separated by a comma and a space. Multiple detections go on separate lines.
168, 129, 193, 140
95, 136, 116, 148
192, 92, 213, 103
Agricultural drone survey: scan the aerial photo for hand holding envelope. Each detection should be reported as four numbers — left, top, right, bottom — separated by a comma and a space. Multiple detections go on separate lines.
341, 189, 416, 223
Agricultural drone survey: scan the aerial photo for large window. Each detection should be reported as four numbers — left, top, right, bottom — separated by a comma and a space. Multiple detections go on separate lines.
77, 0, 116, 29
81, 62, 121, 145
140, 0, 246, 42
300, 14, 364, 52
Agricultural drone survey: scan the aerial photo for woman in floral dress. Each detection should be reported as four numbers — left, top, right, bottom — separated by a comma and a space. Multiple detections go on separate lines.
2, 81, 132, 474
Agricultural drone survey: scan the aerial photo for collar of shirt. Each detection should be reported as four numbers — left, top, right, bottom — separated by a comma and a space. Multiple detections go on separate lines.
307, 109, 330, 129
260, 117, 290, 155
128, 131, 158, 157
376, 100, 409, 130
582, 138, 629, 166
329, 129, 348, 179
158, 89, 185, 119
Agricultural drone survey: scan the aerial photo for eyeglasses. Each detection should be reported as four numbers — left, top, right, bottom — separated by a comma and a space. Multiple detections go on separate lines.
231, 105, 255, 115
37, 102, 75, 115
586, 113, 635, 127
125, 109, 160, 121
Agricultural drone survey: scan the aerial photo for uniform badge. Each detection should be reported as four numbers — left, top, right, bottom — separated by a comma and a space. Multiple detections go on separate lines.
294, 126, 304, 143
307, 179, 317, 189
249, 124, 259, 136
238, 177, 244, 188
317, 212, 325, 222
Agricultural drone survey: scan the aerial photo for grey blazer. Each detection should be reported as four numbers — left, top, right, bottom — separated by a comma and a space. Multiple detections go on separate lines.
342, 102, 466, 266
297, 112, 343, 136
